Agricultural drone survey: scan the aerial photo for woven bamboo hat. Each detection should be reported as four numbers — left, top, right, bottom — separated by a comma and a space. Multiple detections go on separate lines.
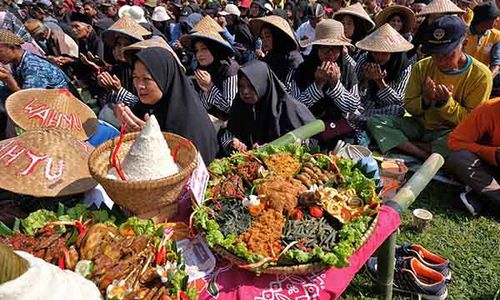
102, 15, 151, 45
249, 15, 299, 49
0, 129, 97, 197
333, 3, 376, 32
5, 88, 98, 141
416, 0, 465, 16
305, 19, 354, 49
356, 23, 414, 52
180, 29, 235, 56
0, 29, 24, 46
375, 5, 416, 34
123, 37, 186, 71
193, 15, 225, 33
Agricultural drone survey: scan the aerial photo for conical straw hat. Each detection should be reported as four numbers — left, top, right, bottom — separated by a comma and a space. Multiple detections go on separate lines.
249, 15, 299, 49
6, 88, 98, 141
416, 0, 465, 16
0, 243, 29, 285
192, 15, 224, 33
375, 5, 416, 34
180, 29, 234, 56
356, 23, 414, 52
333, 3, 376, 32
122, 37, 185, 72
102, 15, 151, 45
306, 19, 353, 48
0, 129, 97, 197
108, 115, 179, 181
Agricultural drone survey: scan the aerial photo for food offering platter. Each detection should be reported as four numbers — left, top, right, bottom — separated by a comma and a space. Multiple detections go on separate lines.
193, 144, 381, 274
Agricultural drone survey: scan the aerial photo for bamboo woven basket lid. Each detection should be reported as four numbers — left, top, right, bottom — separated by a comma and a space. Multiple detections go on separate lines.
0, 129, 97, 197
6, 88, 98, 141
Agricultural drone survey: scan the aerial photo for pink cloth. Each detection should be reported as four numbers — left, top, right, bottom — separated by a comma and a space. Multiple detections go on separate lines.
198, 205, 400, 300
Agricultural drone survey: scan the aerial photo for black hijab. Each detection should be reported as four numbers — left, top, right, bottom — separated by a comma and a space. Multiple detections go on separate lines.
132, 47, 218, 164
294, 46, 358, 120
261, 24, 303, 83
228, 60, 315, 147
364, 51, 410, 99
195, 38, 239, 88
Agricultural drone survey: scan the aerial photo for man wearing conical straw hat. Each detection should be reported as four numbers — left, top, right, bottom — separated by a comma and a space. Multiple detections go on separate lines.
368, 15, 492, 160
350, 24, 413, 144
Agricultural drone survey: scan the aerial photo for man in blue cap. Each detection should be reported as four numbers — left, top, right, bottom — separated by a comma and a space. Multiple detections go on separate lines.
368, 15, 492, 160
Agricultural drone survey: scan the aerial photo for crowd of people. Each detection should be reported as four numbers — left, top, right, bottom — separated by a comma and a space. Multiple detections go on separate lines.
0, 0, 499, 215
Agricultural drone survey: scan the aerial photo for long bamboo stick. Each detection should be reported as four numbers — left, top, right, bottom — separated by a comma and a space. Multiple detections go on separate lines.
265, 120, 325, 148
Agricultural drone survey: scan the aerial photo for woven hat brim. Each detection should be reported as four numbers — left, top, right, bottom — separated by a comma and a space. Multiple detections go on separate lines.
102, 29, 146, 45
123, 38, 186, 72
416, 0, 465, 16
0, 129, 97, 197
356, 39, 414, 52
180, 33, 235, 56
5, 88, 98, 141
333, 10, 376, 31
306, 38, 354, 49
374, 6, 416, 34
249, 17, 299, 49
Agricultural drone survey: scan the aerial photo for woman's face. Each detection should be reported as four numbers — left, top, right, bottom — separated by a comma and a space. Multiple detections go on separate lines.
389, 15, 404, 32
261, 27, 273, 52
372, 52, 391, 65
250, 3, 260, 17
133, 61, 163, 105
318, 45, 342, 63
113, 36, 132, 62
194, 41, 215, 66
340, 15, 355, 38
239, 75, 258, 105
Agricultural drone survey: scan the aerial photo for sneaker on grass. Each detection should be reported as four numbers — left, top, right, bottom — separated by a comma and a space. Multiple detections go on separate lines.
459, 186, 484, 216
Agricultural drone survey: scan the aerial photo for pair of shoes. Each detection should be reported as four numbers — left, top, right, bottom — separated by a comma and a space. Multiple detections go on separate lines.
459, 186, 484, 216
396, 243, 451, 282
366, 256, 448, 300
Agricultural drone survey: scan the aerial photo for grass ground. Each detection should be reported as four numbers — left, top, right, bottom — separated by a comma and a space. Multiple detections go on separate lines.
342, 181, 500, 300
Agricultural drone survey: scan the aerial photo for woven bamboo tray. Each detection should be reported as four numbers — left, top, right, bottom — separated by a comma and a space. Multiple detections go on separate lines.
88, 132, 197, 220
210, 214, 379, 275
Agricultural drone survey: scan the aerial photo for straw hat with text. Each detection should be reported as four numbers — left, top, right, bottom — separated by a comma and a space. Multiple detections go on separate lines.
0, 129, 97, 197
333, 3, 376, 32
249, 15, 299, 49
6, 88, 98, 141
375, 5, 416, 34
416, 0, 465, 16
356, 23, 414, 52
305, 19, 353, 49
101, 15, 151, 45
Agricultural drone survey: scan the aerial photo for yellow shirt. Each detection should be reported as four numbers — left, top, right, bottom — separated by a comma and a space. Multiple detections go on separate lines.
404, 55, 492, 130
464, 28, 500, 66
462, 8, 474, 26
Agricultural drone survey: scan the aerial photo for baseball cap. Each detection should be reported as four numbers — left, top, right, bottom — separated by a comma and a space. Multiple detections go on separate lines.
219, 4, 241, 17
471, 1, 500, 26
422, 15, 466, 55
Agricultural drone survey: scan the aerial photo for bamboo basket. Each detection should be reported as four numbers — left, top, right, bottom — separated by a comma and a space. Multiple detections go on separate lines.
210, 214, 379, 275
88, 132, 197, 220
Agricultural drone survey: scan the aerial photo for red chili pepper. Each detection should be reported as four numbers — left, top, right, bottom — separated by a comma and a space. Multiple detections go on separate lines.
309, 206, 324, 218
178, 291, 189, 300
156, 246, 166, 265
58, 255, 65, 270
111, 123, 127, 181
172, 139, 193, 163
290, 208, 304, 220
75, 221, 86, 238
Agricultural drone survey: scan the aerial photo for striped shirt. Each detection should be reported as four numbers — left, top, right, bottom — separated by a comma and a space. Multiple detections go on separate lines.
286, 71, 360, 114
199, 75, 238, 114
112, 87, 140, 108
351, 53, 411, 126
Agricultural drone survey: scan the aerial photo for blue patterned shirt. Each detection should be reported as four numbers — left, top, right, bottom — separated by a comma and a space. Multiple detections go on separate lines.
13, 51, 69, 90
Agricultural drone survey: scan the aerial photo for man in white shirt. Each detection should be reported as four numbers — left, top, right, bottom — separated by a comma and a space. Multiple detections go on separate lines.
296, 3, 324, 55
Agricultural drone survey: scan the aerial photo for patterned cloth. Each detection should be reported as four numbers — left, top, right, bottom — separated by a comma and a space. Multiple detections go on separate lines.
12, 51, 70, 90
0, 11, 32, 42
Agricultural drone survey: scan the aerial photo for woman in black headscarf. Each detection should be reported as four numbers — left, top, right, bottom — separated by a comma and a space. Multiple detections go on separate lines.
220, 60, 315, 153
249, 15, 303, 84
284, 1, 301, 30
288, 20, 360, 146
180, 31, 239, 120
115, 47, 218, 164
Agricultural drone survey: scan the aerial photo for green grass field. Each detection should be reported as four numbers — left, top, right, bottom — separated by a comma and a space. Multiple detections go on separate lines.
342, 181, 500, 300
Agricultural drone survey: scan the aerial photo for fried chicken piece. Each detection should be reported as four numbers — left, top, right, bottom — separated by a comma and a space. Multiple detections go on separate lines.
257, 176, 307, 214
239, 209, 285, 257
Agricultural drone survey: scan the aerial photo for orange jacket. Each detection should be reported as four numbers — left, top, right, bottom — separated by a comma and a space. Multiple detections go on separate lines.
448, 98, 500, 166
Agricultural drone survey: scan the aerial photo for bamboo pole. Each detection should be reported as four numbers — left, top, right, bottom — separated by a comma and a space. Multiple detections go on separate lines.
265, 120, 325, 147
377, 231, 397, 300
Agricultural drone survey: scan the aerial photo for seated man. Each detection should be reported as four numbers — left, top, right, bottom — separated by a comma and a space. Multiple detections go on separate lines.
368, 16, 492, 160
447, 99, 500, 216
